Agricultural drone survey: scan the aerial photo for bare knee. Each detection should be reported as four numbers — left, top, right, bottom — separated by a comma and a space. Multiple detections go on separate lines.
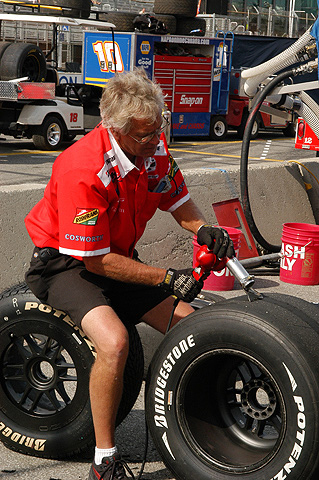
95, 328, 129, 361
81, 305, 130, 364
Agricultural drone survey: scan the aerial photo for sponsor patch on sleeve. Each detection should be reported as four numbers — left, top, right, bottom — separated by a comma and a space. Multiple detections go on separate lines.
73, 208, 99, 226
168, 155, 179, 181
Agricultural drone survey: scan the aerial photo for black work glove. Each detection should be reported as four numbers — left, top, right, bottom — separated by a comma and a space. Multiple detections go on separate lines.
159, 268, 203, 302
197, 224, 235, 259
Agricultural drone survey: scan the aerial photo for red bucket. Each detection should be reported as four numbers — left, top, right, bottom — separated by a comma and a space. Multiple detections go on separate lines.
193, 226, 241, 291
280, 222, 319, 285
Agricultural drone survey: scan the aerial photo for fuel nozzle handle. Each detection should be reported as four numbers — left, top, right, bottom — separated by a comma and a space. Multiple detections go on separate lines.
194, 245, 255, 291
193, 245, 217, 281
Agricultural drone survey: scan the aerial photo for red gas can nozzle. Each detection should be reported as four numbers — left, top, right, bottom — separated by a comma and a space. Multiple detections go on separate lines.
193, 245, 217, 281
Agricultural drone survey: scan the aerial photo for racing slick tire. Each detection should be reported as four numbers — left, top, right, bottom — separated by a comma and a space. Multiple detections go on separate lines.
176, 17, 206, 35
0, 43, 47, 82
99, 12, 136, 31
145, 294, 319, 480
32, 115, 65, 151
209, 115, 228, 140
0, 283, 144, 458
154, 0, 197, 17
0, 41, 12, 63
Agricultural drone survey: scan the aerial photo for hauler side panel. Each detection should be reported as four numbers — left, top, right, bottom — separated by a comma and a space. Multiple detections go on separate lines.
82, 31, 233, 138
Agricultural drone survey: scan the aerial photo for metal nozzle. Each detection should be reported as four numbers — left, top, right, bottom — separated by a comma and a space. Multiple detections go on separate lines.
226, 257, 255, 290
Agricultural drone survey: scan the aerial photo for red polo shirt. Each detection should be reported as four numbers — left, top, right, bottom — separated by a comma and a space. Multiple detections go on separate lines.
25, 125, 190, 260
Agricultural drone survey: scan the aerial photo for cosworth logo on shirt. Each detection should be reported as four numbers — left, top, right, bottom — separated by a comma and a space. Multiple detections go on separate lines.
73, 208, 99, 225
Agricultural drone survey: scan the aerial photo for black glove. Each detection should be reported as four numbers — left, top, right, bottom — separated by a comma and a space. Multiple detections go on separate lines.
159, 268, 203, 302
197, 224, 235, 259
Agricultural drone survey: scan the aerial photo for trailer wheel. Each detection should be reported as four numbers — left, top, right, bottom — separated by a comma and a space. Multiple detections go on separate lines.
154, 0, 197, 17
282, 121, 296, 137
0, 43, 47, 82
39, 0, 91, 18
0, 283, 144, 458
210, 116, 228, 140
146, 294, 319, 480
32, 116, 65, 150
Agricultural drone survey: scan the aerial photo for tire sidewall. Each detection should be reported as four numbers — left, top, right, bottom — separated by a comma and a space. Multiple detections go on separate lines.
0, 43, 47, 82
0, 285, 144, 458
0, 288, 95, 457
146, 305, 319, 480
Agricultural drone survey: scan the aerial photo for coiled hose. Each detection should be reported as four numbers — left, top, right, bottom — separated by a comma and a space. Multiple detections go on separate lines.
240, 69, 297, 253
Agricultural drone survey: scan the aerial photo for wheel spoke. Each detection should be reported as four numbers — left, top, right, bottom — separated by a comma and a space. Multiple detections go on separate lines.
56, 382, 72, 405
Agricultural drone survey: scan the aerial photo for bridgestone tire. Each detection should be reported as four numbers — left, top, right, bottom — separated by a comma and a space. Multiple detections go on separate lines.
210, 115, 228, 140
99, 12, 136, 32
0, 43, 47, 82
176, 17, 206, 35
0, 283, 144, 459
154, 0, 197, 17
146, 294, 319, 480
39, 0, 91, 18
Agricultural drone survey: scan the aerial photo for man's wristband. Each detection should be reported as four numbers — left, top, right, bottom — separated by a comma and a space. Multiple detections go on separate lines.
159, 268, 176, 291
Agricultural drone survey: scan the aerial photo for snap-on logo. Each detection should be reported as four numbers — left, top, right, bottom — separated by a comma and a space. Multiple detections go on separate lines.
179, 95, 203, 106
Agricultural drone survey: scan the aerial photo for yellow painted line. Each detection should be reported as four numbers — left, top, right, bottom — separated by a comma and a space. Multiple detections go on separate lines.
169, 148, 284, 163
0, 150, 61, 157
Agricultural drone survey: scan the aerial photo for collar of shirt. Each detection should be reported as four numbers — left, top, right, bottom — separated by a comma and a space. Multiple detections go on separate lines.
108, 130, 144, 177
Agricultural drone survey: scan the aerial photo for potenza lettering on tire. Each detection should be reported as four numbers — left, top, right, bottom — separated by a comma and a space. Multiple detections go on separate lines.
145, 294, 319, 480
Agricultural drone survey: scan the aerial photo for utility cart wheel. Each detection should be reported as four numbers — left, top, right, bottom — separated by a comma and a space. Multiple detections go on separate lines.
32, 116, 65, 151
209, 115, 228, 140
146, 294, 319, 480
237, 112, 261, 139
0, 283, 144, 458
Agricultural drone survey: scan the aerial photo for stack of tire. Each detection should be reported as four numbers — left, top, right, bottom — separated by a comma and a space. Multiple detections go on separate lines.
0, 1, 92, 82
102, 0, 206, 36
0, 41, 47, 82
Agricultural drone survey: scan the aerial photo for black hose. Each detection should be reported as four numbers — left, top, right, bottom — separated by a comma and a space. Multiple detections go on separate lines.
240, 69, 296, 253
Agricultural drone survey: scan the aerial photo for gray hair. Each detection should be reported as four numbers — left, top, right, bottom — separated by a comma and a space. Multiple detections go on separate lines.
100, 68, 165, 134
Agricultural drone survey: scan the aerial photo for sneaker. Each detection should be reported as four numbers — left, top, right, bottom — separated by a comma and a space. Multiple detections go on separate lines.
88, 453, 135, 480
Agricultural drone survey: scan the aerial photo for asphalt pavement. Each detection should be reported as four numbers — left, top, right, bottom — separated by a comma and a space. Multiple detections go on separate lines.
1, 130, 319, 479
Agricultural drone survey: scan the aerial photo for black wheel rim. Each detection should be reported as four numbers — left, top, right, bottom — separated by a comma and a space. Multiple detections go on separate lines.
176, 349, 286, 474
21, 54, 41, 81
0, 321, 90, 427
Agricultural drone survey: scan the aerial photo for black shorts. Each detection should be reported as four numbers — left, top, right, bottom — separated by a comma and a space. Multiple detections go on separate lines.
25, 247, 171, 328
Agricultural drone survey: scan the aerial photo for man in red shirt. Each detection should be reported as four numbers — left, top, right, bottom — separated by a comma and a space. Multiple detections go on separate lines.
25, 68, 233, 480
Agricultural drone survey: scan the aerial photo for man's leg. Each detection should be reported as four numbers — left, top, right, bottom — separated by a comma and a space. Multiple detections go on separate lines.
142, 296, 194, 334
81, 305, 129, 449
